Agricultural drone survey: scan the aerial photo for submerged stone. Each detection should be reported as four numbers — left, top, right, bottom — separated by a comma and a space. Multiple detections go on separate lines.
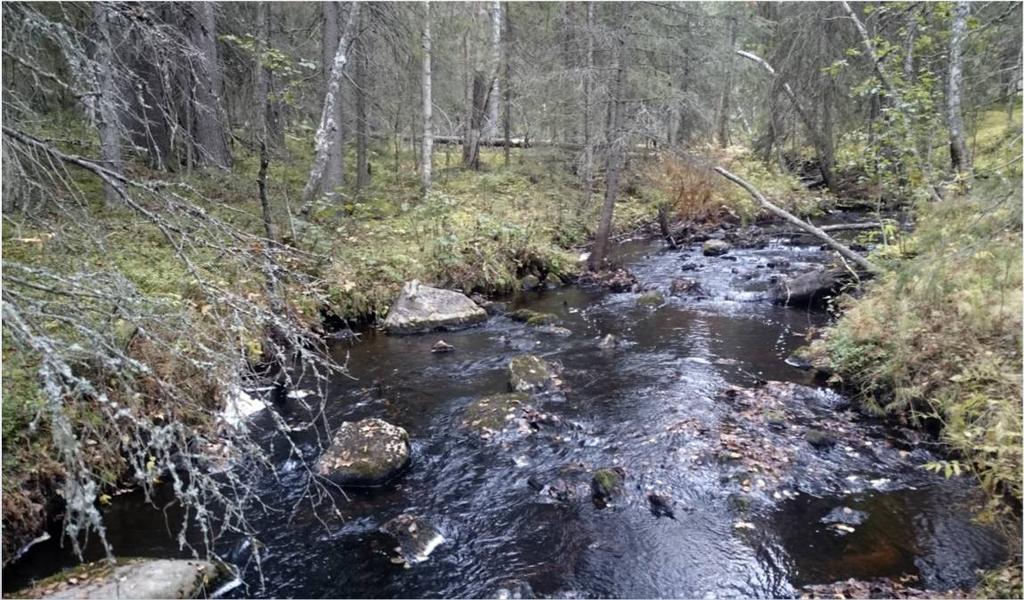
636, 290, 665, 308
804, 429, 836, 449
316, 418, 411, 485
383, 280, 487, 334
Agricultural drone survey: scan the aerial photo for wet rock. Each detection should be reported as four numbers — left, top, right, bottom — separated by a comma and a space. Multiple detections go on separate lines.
527, 476, 545, 492
380, 514, 445, 564
702, 239, 731, 256
384, 280, 487, 334
25, 559, 221, 599
483, 301, 508, 316
636, 290, 665, 308
801, 575, 969, 599
535, 325, 572, 337
591, 467, 625, 505
521, 274, 541, 291
462, 392, 529, 434
646, 492, 676, 519
544, 274, 564, 289
821, 506, 868, 527
508, 355, 557, 393
669, 277, 703, 296
804, 429, 836, 449
597, 334, 621, 350
770, 267, 845, 306
764, 410, 787, 429
509, 309, 558, 327
431, 340, 454, 353
787, 338, 833, 375
316, 418, 411, 486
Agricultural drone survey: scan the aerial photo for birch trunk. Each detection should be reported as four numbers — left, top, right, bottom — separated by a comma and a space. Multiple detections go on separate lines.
320, 1, 345, 202
420, 1, 433, 198
502, 1, 512, 166
300, 2, 360, 216
947, 0, 971, 177
588, 6, 630, 272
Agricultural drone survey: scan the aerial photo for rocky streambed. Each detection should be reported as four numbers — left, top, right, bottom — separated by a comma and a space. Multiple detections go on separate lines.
3, 220, 1007, 598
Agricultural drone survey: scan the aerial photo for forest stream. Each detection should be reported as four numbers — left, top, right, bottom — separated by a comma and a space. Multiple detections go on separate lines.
4, 223, 1008, 598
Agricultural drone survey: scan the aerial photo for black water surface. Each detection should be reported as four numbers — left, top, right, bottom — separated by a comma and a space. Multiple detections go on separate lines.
4, 234, 1004, 598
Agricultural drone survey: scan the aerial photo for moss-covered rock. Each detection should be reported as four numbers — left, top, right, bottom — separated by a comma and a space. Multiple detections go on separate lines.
508, 355, 556, 393
509, 309, 558, 326
521, 274, 541, 290
590, 467, 625, 505
316, 418, 411, 485
380, 514, 445, 564
637, 290, 665, 308
462, 392, 528, 433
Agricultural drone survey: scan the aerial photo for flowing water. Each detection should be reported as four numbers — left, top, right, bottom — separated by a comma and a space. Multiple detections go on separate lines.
4, 230, 1007, 598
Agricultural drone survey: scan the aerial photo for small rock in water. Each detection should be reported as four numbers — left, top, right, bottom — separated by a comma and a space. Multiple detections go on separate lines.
702, 239, 731, 256
591, 467, 626, 506
380, 514, 445, 564
820, 506, 868, 527
636, 290, 665, 308
431, 340, 455, 353
597, 334, 620, 350
804, 429, 836, 449
646, 492, 676, 519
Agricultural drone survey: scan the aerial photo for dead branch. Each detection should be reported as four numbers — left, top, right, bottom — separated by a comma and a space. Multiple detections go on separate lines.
714, 166, 880, 274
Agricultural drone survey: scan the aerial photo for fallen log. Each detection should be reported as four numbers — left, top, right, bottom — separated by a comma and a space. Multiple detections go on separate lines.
714, 167, 880, 274
782, 222, 883, 234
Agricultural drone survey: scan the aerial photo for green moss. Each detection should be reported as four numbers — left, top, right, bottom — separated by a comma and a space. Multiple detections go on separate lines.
636, 290, 665, 307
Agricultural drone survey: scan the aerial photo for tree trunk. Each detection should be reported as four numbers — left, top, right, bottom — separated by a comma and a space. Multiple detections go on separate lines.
502, 1, 512, 166
588, 5, 630, 272
188, 2, 231, 169
420, 1, 433, 198
257, 3, 284, 151
483, 2, 502, 141
92, 2, 123, 205
300, 2, 360, 216
320, 1, 345, 201
463, 3, 501, 169
354, 27, 370, 193
947, 0, 971, 178
717, 16, 737, 148
579, 1, 595, 211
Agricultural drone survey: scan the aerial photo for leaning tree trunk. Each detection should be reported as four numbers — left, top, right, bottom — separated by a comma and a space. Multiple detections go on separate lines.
320, 1, 345, 201
737, 50, 836, 191
92, 2, 123, 205
947, 0, 971, 178
188, 2, 231, 169
300, 2, 360, 216
420, 1, 433, 197
588, 6, 630, 272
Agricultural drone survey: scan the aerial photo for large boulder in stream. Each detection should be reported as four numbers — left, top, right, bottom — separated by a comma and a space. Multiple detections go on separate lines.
316, 418, 411, 486
770, 267, 845, 306
508, 354, 558, 393
383, 280, 487, 334
23, 559, 221, 599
